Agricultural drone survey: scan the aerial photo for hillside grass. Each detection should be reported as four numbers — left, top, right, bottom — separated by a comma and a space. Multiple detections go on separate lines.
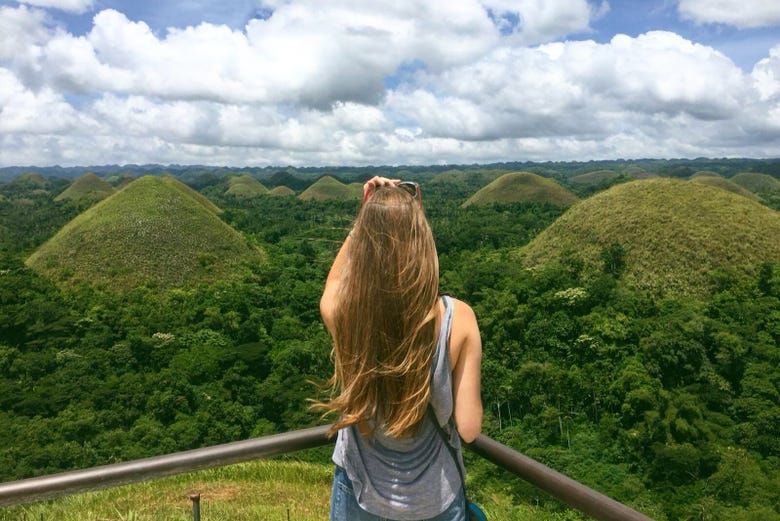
689, 170, 721, 178
10, 173, 48, 187
567, 170, 620, 184
0, 459, 587, 521
689, 175, 760, 201
463, 172, 579, 208
54, 173, 115, 204
518, 177, 780, 300
298, 176, 359, 201
731, 172, 780, 193
26, 175, 263, 290
226, 175, 269, 198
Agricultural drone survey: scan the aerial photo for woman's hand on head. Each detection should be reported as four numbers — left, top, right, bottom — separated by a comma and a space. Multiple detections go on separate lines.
363, 176, 400, 203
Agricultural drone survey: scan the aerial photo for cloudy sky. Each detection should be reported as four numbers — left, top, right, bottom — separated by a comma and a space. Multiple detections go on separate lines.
0, 0, 779, 167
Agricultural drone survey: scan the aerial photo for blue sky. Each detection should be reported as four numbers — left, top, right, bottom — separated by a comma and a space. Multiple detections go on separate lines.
0, 0, 779, 166
6, 0, 775, 70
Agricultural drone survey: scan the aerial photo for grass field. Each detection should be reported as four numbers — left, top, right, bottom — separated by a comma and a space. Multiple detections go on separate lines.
0, 459, 589, 521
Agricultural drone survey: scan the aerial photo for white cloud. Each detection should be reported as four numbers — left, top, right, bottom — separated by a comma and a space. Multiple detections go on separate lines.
1, 2, 780, 166
388, 32, 749, 142
482, 0, 600, 45
678, 0, 780, 29
0, 67, 92, 134
17, 0, 93, 14
752, 45, 780, 101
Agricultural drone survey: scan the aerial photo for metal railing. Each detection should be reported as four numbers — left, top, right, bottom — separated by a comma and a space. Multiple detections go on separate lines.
0, 425, 652, 521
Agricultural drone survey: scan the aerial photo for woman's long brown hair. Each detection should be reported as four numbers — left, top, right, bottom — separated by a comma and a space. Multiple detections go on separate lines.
311, 185, 440, 439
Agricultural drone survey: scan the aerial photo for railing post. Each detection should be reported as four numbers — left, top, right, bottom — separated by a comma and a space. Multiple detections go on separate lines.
189, 492, 201, 521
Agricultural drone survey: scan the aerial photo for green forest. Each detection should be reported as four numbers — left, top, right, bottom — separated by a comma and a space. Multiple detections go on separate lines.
0, 163, 779, 521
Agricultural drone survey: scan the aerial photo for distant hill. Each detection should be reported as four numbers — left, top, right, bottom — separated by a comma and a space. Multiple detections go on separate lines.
346, 182, 364, 198
568, 170, 621, 184
105, 173, 137, 188
689, 175, 760, 201
54, 173, 115, 204
730, 172, 780, 193
268, 185, 295, 197
518, 178, 780, 300
264, 171, 310, 191
429, 169, 506, 187
462, 172, 579, 208
623, 165, 656, 179
10, 172, 48, 187
298, 176, 360, 201
689, 170, 721, 179
225, 175, 269, 198
26, 175, 263, 290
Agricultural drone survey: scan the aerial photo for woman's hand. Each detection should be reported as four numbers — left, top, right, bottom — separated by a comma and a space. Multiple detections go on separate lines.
363, 176, 400, 203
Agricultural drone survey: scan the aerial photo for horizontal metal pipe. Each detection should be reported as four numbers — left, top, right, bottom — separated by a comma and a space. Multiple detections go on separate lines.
0, 426, 654, 521
0, 424, 334, 507
468, 434, 653, 521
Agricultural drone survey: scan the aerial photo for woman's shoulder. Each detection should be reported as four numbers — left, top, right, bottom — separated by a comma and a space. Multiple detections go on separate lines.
441, 295, 480, 369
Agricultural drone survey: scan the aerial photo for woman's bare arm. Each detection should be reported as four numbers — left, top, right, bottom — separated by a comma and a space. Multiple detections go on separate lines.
320, 234, 350, 334
451, 300, 483, 443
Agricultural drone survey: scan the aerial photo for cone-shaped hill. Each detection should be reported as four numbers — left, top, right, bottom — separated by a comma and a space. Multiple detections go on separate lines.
689, 175, 760, 201
730, 172, 780, 194
54, 173, 115, 204
225, 175, 269, 198
26, 175, 263, 290
569, 170, 621, 185
518, 178, 780, 299
268, 185, 295, 197
11, 172, 48, 187
463, 172, 579, 208
298, 176, 360, 201
689, 170, 721, 179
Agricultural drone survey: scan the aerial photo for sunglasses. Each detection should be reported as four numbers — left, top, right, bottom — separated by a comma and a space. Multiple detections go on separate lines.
362, 181, 422, 206
398, 181, 422, 205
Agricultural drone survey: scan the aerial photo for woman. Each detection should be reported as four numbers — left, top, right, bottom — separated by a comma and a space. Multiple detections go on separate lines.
315, 175, 483, 521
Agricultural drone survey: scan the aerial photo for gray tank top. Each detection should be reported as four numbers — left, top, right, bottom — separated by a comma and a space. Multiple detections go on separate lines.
331, 294, 465, 520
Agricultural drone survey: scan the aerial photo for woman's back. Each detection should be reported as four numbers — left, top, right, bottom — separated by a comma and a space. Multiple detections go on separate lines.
316, 177, 483, 520
331, 295, 465, 520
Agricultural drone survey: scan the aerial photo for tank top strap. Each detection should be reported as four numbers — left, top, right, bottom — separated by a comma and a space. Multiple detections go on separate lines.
430, 294, 454, 377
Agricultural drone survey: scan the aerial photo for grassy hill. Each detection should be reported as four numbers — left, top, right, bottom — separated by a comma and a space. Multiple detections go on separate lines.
731, 172, 780, 193
105, 173, 137, 188
26, 175, 262, 290
298, 176, 359, 201
518, 177, 780, 300
0, 459, 586, 521
689, 170, 721, 179
429, 169, 505, 186
54, 173, 116, 204
463, 172, 579, 208
10, 172, 48, 187
689, 175, 760, 201
568, 170, 620, 184
268, 185, 295, 197
225, 175, 269, 198
622, 165, 656, 179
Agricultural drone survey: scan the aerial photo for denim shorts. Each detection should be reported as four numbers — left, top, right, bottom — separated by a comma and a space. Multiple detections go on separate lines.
329, 465, 467, 521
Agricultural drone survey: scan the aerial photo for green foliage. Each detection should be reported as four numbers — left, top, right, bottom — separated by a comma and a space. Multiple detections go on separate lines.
0, 174, 778, 520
